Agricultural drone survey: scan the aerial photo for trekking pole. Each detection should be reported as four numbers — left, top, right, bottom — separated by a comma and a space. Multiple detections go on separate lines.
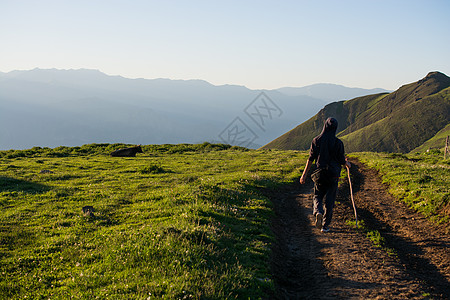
346, 165, 358, 228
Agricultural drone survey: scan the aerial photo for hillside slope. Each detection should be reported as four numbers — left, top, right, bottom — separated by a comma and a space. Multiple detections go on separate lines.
411, 123, 450, 153
262, 72, 450, 153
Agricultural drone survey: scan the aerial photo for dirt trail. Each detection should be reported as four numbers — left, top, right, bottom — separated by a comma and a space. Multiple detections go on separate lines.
270, 159, 450, 299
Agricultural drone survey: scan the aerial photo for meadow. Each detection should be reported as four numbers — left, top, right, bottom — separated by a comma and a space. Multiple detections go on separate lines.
0, 143, 305, 299
1, 143, 448, 299
352, 150, 450, 225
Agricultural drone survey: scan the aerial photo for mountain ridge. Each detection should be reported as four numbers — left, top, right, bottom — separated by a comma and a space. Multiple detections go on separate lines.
1, 68, 390, 97
276, 83, 389, 101
0, 68, 390, 150
262, 71, 450, 153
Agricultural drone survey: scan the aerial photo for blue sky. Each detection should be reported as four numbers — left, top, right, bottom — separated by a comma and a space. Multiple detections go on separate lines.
1, 0, 449, 90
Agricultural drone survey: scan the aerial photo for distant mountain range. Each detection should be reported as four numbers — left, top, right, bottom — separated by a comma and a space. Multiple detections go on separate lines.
263, 71, 450, 153
276, 84, 387, 102
0, 68, 390, 150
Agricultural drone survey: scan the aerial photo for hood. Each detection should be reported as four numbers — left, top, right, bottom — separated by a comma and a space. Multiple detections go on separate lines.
321, 117, 338, 135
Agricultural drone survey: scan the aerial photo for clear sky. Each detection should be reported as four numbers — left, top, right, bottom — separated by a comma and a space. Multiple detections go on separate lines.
1, 0, 449, 90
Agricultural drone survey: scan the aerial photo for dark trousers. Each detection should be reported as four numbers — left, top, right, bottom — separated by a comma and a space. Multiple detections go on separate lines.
313, 178, 339, 228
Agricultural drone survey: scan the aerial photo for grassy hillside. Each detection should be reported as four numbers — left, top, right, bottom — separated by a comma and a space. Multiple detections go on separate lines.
341, 87, 450, 153
411, 123, 450, 153
0, 143, 306, 299
260, 99, 351, 150
263, 72, 450, 153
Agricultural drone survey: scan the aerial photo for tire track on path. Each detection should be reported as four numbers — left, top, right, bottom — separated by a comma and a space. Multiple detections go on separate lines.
346, 158, 450, 299
270, 159, 449, 299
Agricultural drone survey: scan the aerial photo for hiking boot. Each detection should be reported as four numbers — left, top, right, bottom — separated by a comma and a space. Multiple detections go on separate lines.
321, 226, 330, 233
315, 213, 323, 229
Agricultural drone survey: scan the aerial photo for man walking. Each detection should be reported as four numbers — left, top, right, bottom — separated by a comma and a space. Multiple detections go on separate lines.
299, 117, 351, 232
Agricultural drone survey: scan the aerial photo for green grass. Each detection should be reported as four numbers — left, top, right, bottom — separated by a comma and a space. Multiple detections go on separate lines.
411, 123, 450, 153
351, 151, 450, 225
3, 143, 449, 298
346, 220, 396, 257
0, 143, 307, 299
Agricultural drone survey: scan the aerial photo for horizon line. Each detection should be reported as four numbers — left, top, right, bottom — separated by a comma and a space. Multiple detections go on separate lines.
0, 67, 396, 91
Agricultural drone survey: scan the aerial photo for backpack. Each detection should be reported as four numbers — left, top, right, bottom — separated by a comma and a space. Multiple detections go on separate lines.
311, 166, 333, 187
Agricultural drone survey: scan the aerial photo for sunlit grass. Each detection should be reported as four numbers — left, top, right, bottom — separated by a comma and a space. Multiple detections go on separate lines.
0, 143, 307, 299
351, 151, 450, 225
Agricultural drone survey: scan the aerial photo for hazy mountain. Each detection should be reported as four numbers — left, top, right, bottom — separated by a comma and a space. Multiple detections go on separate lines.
277, 83, 390, 102
0, 68, 389, 150
262, 71, 450, 153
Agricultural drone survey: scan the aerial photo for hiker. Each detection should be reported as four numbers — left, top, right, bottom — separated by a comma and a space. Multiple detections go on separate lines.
299, 117, 351, 232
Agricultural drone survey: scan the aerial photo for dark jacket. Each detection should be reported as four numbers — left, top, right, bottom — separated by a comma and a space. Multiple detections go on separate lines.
308, 118, 346, 177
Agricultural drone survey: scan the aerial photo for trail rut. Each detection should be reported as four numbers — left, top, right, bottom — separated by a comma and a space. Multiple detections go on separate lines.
270, 159, 449, 299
